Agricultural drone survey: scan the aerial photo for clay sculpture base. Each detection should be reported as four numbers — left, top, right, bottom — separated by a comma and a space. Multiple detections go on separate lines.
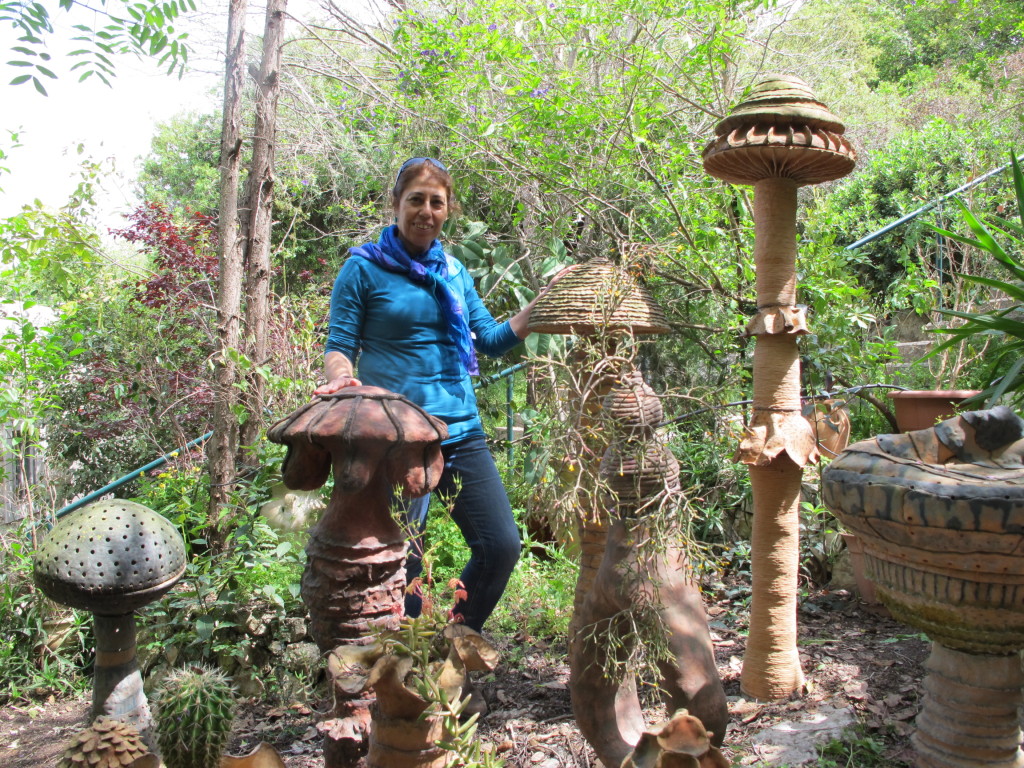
913, 643, 1024, 768
569, 518, 728, 767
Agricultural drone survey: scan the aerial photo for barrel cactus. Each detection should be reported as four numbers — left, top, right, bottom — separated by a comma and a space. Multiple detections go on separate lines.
155, 666, 237, 768
58, 716, 153, 768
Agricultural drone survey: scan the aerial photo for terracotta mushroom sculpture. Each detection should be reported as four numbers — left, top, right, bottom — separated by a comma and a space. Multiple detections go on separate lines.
569, 372, 728, 767
823, 406, 1024, 768
267, 387, 447, 767
702, 75, 856, 699
528, 261, 726, 764
33, 500, 187, 734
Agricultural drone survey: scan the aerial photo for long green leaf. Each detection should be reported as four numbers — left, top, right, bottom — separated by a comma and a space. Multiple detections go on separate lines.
1012, 153, 1024, 231
986, 357, 1024, 407
959, 274, 1024, 302
950, 197, 1009, 263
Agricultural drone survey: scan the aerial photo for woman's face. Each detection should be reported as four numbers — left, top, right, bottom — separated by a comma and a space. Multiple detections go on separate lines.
393, 175, 449, 255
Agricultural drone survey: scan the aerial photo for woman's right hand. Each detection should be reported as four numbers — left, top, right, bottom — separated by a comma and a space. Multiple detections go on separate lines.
314, 375, 362, 395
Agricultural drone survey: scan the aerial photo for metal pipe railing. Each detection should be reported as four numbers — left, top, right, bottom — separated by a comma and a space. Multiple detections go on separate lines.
844, 154, 1024, 251
54, 431, 214, 519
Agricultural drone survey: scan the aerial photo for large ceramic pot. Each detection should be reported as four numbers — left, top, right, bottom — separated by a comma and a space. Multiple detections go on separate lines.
822, 406, 1024, 768
886, 389, 981, 433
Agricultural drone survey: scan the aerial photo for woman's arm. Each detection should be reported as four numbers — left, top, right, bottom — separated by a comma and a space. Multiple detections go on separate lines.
508, 266, 576, 339
314, 351, 361, 394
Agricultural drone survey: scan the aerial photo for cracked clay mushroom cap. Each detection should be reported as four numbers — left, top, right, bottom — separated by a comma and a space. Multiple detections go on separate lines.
34, 500, 186, 615
267, 386, 449, 496
702, 75, 856, 186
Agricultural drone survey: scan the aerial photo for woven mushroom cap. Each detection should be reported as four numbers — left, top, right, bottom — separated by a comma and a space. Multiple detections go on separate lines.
527, 257, 670, 336
702, 75, 855, 186
602, 370, 664, 440
34, 500, 186, 615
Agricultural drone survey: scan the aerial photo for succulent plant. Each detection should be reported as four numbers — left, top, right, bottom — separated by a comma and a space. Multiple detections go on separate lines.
58, 716, 154, 768
155, 666, 238, 768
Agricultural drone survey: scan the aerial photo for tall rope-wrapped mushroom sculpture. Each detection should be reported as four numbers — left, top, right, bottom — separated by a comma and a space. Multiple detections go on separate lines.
702, 75, 856, 700
267, 387, 447, 767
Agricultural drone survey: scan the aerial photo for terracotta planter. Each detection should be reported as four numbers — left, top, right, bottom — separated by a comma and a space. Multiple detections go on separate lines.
887, 390, 980, 433
822, 407, 1024, 768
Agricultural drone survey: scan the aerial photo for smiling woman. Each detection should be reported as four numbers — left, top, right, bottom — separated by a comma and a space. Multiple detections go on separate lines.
312, 157, 567, 648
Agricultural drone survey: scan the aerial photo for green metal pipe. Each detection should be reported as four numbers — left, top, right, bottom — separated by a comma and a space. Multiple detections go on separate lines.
54, 431, 214, 519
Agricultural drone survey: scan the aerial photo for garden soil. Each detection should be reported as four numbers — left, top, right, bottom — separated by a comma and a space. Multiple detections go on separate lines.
0, 587, 930, 767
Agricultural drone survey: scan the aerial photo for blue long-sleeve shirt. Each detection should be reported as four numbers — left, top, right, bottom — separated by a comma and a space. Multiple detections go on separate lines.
326, 252, 522, 443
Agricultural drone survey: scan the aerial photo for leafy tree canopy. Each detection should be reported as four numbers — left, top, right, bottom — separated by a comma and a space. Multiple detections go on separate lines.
1, 0, 196, 94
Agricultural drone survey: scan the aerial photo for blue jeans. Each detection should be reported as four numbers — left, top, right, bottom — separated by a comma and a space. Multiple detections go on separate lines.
402, 435, 521, 632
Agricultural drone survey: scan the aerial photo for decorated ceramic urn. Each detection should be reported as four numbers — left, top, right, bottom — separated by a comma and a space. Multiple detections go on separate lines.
822, 406, 1024, 768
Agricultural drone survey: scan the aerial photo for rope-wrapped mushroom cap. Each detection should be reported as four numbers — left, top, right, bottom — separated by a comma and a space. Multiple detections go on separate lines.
267, 386, 449, 497
601, 370, 664, 441
34, 500, 186, 615
600, 440, 681, 503
527, 257, 670, 336
702, 75, 856, 187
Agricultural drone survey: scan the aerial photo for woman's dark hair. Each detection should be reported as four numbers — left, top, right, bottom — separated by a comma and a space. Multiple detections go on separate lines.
391, 157, 460, 214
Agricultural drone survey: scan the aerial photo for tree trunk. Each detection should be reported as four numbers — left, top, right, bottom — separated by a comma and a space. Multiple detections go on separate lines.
206, 0, 248, 546
238, 0, 287, 458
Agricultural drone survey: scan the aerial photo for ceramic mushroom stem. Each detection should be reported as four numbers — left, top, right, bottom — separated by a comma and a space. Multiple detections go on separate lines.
267, 388, 447, 768
702, 75, 855, 700
33, 500, 187, 736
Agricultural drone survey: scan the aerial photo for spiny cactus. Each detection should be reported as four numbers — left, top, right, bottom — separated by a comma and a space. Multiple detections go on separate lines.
58, 716, 152, 768
155, 665, 237, 768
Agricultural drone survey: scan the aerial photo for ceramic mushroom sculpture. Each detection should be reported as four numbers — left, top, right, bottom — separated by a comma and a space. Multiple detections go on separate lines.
823, 406, 1024, 768
267, 387, 447, 767
33, 500, 186, 735
527, 257, 670, 631
528, 260, 726, 763
702, 74, 856, 700
569, 372, 728, 767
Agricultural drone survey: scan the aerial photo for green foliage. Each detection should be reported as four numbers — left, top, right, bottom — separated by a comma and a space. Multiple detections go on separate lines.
134, 443, 307, 665
923, 152, 1024, 406
489, 534, 576, 642
0, 521, 91, 703
814, 729, 892, 768
864, 0, 1024, 88
136, 111, 222, 216
1, 0, 196, 94
809, 118, 1010, 306
155, 665, 237, 768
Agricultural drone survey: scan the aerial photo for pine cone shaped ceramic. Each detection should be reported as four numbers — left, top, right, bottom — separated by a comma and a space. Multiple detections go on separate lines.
58, 716, 151, 768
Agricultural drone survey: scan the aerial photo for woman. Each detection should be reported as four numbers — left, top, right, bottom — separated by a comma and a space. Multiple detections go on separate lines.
314, 157, 559, 635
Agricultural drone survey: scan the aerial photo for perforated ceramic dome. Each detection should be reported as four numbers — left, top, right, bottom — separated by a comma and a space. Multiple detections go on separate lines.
34, 500, 186, 615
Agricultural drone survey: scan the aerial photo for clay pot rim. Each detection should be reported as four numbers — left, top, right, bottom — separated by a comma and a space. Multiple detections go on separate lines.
887, 389, 983, 399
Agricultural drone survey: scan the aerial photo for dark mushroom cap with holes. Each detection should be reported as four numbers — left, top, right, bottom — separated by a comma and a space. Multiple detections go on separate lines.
34, 500, 186, 615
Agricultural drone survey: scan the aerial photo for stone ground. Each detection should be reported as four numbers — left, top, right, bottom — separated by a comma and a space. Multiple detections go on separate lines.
1, 586, 930, 767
